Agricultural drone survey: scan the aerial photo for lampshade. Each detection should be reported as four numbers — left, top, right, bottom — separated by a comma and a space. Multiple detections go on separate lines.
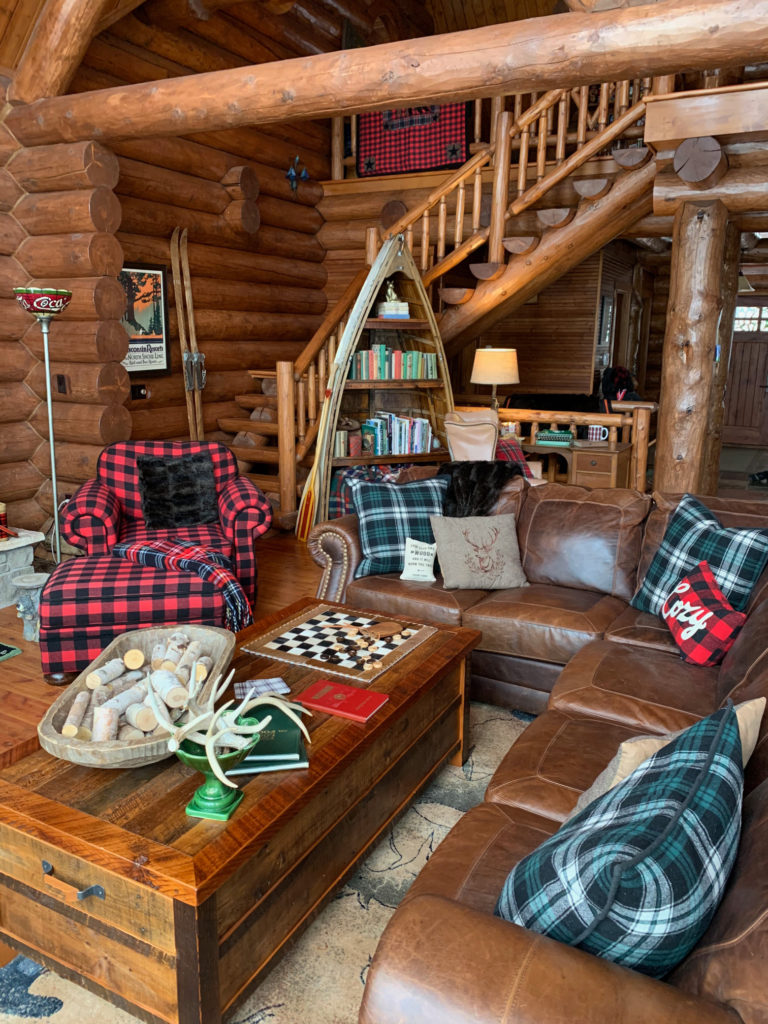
470, 347, 520, 386
738, 273, 755, 293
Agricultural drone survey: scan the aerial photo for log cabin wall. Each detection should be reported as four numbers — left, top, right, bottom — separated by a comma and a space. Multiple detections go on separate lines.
69, 5, 341, 445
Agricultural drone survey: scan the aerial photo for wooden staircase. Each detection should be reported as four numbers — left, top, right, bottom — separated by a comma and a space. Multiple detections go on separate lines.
219, 75, 667, 527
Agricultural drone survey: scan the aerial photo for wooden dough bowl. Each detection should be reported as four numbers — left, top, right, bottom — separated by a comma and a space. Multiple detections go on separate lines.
37, 624, 235, 769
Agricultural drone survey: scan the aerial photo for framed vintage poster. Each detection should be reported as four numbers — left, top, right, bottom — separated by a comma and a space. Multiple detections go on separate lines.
119, 263, 171, 375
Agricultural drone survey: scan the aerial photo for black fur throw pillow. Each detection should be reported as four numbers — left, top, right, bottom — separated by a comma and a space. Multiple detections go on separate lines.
438, 461, 524, 517
137, 453, 219, 530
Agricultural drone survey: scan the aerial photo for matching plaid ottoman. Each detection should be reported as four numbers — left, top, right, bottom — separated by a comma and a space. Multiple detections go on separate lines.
38, 441, 272, 677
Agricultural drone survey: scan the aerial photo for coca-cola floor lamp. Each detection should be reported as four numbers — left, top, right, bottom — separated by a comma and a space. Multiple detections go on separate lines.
13, 286, 73, 563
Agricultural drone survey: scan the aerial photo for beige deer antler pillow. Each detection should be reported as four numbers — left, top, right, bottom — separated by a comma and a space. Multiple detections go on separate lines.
430, 513, 529, 590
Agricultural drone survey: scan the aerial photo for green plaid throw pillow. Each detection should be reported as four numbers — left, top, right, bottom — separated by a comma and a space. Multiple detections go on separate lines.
351, 476, 449, 578
496, 704, 743, 978
632, 493, 768, 616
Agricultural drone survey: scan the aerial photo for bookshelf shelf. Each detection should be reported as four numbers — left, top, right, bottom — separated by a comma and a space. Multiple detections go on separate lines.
332, 451, 450, 467
364, 318, 431, 329
344, 379, 444, 390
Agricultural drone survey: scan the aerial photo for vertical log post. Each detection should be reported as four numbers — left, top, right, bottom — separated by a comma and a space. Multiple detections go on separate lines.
276, 361, 297, 517
700, 222, 740, 494
488, 110, 513, 267
654, 200, 728, 494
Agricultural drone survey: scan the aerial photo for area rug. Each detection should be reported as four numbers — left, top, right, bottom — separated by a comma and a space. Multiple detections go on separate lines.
0, 703, 531, 1024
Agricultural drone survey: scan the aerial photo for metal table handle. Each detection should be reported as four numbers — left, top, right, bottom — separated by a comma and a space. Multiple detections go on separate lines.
42, 860, 105, 902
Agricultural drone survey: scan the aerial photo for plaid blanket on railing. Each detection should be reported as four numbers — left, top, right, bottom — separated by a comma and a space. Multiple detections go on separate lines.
113, 539, 252, 632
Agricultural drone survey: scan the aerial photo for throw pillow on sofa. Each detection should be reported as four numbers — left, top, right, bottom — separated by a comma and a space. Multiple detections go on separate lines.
567, 696, 765, 820
632, 493, 768, 616
137, 453, 219, 530
430, 514, 528, 590
661, 560, 747, 666
496, 704, 744, 978
350, 476, 448, 578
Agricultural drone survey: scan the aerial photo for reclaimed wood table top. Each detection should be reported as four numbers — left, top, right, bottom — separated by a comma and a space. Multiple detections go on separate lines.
0, 598, 480, 906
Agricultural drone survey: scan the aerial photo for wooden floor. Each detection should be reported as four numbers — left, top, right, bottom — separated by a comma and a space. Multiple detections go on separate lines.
0, 530, 322, 766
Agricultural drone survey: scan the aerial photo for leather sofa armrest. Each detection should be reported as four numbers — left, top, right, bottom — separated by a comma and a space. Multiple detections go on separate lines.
359, 895, 740, 1024
308, 515, 363, 603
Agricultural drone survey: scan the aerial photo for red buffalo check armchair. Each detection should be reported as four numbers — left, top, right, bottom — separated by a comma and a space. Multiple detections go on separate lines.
38, 440, 272, 679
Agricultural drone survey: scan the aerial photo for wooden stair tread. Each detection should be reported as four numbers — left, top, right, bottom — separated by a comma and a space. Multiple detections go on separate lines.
218, 417, 280, 435
229, 445, 281, 463
469, 262, 505, 281
573, 177, 612, 200
611, 144, 651, 169
503, 236, 539, 255
439, 287, 474, 305
235, 394, 278, 408
247, 369, 277, 379
536, 207, 576, 228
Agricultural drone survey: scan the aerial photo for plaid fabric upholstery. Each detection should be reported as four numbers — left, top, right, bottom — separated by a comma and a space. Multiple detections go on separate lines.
114, 539, 252, 633
39, 553, 227, 675
328, 466, 400, 519
40, 441, 272, 675
61, 478, 122, 555
357, 103, 468, 177
351, 476, 449, 578
632, 494, 768, 615
661, 560, 747, 666
497, 705, 743, 979
495, 436, 534, 478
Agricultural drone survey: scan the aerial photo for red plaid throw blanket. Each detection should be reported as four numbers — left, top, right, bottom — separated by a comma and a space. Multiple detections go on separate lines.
114, 539, 252, 632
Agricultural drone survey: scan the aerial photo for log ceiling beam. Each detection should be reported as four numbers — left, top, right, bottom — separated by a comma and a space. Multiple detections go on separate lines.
6, 0, 768, 147
11, 0, 118, 105
565, 0, 667, 9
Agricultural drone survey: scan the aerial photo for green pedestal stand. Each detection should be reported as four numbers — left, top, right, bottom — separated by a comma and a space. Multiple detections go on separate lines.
175, 727, 259, 821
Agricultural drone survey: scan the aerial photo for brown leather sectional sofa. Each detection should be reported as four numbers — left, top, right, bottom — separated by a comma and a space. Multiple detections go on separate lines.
308, 482, 768, 1024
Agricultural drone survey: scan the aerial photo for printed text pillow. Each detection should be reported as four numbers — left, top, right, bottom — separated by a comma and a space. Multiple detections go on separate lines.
632, 493, 768, 615
662, 560, 747, 666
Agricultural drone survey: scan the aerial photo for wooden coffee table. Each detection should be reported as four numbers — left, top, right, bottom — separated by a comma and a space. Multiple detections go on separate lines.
0, 598, 479, 1024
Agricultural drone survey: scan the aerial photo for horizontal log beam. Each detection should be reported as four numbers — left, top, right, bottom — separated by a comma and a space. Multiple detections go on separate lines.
7, 0, 766, 146
16, 232, 124, 278
24, 319, 129, 363
26, 360, 130, 405
0, 341, 36, 380
7, 141, 119, 192
117, 231, 327, 289
653, 166, 768, 215
14, 188, 121, 235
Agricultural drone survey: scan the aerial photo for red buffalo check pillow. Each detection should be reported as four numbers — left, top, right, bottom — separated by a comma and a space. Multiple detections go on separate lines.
661, 560, 747, 666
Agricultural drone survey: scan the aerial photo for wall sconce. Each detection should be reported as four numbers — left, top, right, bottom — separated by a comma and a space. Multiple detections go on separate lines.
470, 346, 519, 410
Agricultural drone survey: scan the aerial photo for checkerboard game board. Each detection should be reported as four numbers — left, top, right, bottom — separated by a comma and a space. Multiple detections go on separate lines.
241, 604, 435, 682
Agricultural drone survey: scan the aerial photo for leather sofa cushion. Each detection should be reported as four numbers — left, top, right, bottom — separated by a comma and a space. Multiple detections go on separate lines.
403, 801, 559, 916
516, 483, 651, 602
485, 708, 643, 822
345, 574, 489, 626
549, 640, 718, 734
462, 584, 626, 664
605, 604, 679, 653
671, 776, 768, 1024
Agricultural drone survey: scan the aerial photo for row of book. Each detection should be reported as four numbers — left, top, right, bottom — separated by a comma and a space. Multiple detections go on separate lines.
349, 345, 438, 381
361, 412, 434, 456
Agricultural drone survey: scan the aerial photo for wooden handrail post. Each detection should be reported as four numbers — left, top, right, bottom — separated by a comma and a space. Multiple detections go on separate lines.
331, 117, 344, 180
276, 361, 297, 516
365, 226, 379, 266
488, 110, 513, 265
632, 405, 651, 491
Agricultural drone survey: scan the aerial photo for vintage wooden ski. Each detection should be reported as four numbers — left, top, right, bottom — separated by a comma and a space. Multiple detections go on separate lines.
179, 228, 206, 439
170, 226, 197, 441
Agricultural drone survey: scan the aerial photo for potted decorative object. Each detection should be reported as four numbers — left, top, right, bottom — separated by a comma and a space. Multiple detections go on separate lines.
147, 677, 310, 820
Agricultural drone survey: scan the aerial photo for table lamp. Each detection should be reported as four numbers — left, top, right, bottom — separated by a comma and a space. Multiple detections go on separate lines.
470, 346, 519, 410
13, 286, 73, 563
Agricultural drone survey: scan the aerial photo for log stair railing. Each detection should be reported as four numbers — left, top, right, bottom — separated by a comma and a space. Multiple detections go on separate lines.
225, 78, 660, 527
219, 268, 370, 527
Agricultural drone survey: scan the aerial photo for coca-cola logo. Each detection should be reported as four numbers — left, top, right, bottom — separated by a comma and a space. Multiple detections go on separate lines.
662, 578, 713, 640
14, 289, 72, 317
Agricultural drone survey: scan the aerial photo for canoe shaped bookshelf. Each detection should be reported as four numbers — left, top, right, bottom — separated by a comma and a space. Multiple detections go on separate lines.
297, 235, 454, 537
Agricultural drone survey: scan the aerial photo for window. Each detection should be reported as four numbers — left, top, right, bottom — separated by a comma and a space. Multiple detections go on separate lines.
734, 304, 768, 333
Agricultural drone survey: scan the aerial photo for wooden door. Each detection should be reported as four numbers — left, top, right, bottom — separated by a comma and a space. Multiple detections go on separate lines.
723, 302, 768, 446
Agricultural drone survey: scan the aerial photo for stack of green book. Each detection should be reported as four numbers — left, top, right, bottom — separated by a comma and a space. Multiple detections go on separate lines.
226, 706, 309, 776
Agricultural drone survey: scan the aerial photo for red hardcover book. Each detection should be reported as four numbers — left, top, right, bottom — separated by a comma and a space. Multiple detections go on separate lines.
299, 679, 389, 722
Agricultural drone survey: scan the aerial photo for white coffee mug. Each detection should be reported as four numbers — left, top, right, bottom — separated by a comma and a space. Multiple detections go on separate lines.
588, 424, 609, 441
